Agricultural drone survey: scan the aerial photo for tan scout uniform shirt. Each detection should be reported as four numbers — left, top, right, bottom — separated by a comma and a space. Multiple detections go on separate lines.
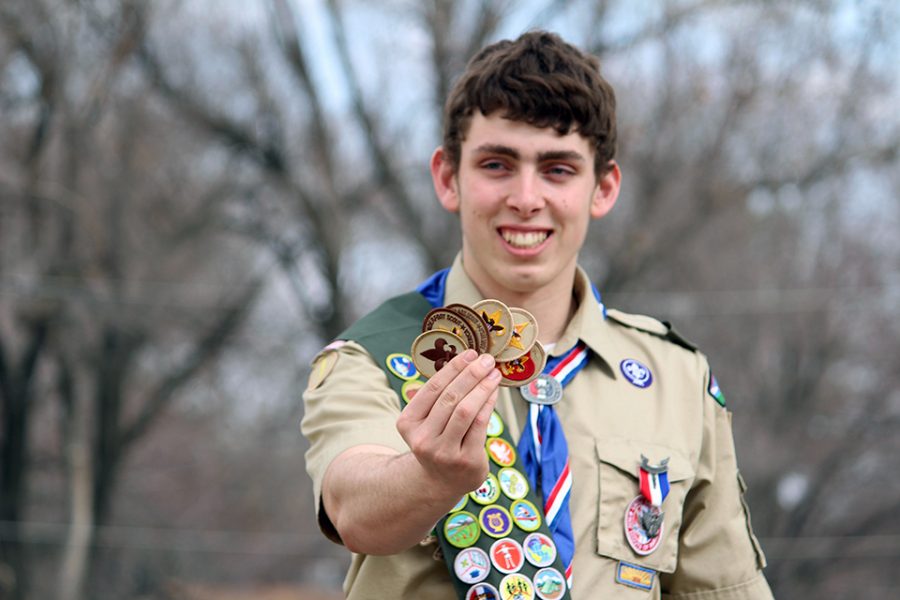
302, 257, 773, 599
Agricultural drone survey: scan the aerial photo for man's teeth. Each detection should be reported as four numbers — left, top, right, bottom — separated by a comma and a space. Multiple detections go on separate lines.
502, 230, 548, 248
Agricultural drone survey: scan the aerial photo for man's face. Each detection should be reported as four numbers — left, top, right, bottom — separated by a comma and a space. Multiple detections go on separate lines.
432, 112, 620, 298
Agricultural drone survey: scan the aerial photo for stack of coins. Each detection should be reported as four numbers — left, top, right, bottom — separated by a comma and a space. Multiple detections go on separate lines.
412, 299, 545, 387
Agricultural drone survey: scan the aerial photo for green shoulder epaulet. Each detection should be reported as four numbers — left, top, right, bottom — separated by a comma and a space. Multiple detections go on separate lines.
606, 308, 698, 352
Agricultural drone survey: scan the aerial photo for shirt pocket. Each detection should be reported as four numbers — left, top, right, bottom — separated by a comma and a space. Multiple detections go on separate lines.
595, 438, 695, 573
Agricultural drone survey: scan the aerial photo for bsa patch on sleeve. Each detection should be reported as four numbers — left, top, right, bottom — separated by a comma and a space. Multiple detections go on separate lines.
708, 373, 726, 407
306, 341, 346, 392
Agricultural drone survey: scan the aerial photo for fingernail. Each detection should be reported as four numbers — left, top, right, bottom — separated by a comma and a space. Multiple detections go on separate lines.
479, 354, 495, 368
488, 368, 501, 381
462, 349, 478, 362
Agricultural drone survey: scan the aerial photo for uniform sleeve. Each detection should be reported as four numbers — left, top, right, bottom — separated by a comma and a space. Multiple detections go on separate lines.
660, 357, 774, 599
300, 341, 410, 543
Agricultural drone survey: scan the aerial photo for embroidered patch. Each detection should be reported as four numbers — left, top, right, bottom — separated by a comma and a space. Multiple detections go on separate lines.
401, 379, 425, 404
620, 358, 653, 388
615, 561, 655, 591
306, 350, 339, 392
479, 505, 513, 538
490, 538, 524, 574
533, 567, 566, 600
455, 546, 491, 584
444, 511, 480, 548
386, 353, 419, 380
470, 473, 501, 505
510, 499, 541, 532
523, 532, 556, 568
708, 374, 726, 407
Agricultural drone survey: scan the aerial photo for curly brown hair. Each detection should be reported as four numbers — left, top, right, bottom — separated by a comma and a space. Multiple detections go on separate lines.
442, 30, 617, 177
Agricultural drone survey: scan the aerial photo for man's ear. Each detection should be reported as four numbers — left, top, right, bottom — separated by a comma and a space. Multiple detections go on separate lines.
590, 161, 621, 219
430, 147, 460, 213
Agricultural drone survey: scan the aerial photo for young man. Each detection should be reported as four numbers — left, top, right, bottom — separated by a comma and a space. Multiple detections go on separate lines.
302, 31, 773, 599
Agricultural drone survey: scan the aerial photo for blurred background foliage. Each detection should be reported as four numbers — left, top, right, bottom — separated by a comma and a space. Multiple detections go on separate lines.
0, 0, 898, 598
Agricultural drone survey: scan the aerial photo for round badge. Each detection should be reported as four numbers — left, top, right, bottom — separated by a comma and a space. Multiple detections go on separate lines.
489, 537, 525, 574
473, 299, 514, 357
523, 532, 557, 568
486, 411, 504, 437
519, 374, 563, 406
401, 378, 425, 404
498, 468, 529, 500
620, 358, 653, 389
444, 511, 481, 548
510, 499, 541, 532
470, 473, 501, 505
386, 353, 419, 380
624, 495, 664, 555
423, 308, 478, 351
497, 341, 546, 387
450, 495, 469, 513
466, 582, 501, 600
496, 307, 539, 362
479, 505, 513, 538
499, 573, 534, 600
486, 437, 517, 468
533, 567, 566, 600
455, 546, 491, 584
412, 329, 466, 379
447, 303, 491, 354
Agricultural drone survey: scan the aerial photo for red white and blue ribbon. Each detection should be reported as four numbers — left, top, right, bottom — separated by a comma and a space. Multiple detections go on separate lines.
518, 341, 590, 590
639, 457, 670, 507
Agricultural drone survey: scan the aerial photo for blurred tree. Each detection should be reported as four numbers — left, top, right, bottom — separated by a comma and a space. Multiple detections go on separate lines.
0, 1, 897, 599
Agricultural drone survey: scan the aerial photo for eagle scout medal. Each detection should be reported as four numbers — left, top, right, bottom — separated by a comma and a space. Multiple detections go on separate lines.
624, 496, 664, 555
533, 567, 566, 600
523, 532, 557, 568
455, 547, 491, 584
470, 473, 502, 505
619, 358, 653, 388
447, 303, 491, 354
466, 583, 501, 600
424, 307, 479, 352
498, 468, 529, 500
499, 573, 534, 600
445, 511, 481, 548
473, 299, 514, 357
386, 353, 418, 380
479, 505, 513, 538
519, 374, 563, 406
639, 455, 670, 509
486, 437, 517, 467
496, 307, 539, 362
412, 329, 466, 378
510, 499, 541, 532
490, 538, 525, 574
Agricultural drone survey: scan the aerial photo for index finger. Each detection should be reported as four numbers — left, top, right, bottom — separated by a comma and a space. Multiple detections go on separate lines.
401, 349, 477, 421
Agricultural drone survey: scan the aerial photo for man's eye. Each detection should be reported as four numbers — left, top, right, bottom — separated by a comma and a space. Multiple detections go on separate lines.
482, 161, 506, 170
546, 165, 574, 176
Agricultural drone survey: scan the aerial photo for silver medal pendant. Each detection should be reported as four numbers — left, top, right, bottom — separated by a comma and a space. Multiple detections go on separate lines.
519, 374, 563, 406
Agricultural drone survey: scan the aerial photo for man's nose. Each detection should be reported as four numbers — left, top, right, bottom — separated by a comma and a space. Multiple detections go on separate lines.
506, 171, 546, 215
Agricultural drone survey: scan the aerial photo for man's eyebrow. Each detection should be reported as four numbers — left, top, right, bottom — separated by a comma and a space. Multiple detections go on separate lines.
472, 144, 586, 164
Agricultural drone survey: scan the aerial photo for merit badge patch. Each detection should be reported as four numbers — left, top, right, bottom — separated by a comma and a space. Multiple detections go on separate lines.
499, 573, 534, 600
708, 374, 726, 407
401, 378, 425, 404
466, 582, 501, 600
487, 411, 504, 437
479, 505, 513, 538
450, 495, 469, 513
615, 561, 656, 591
523, 532, 556, 568
490, 537, 525, 574
486, 437, 517, 468
510, 499, 541, 532
386, 353, 418, 380
470, 473, 502, 505
533, 567, 566, 600
620, 358, 653, 389
445, 511, 480, 548
498, 468, 529, 500
455, 546, 491, 584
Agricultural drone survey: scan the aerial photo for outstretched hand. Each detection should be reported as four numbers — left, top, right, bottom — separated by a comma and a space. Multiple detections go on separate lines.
396, 348, 501, 500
